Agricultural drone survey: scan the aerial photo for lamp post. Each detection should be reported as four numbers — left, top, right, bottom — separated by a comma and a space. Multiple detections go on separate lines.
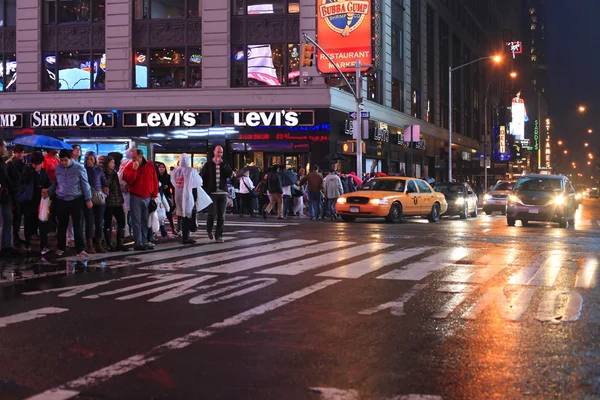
484, 71, 517, 191
448, 55, 501, 182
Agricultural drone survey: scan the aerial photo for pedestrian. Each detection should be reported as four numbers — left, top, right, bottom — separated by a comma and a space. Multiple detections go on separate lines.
6, 144, 26, 246
42, 149, 60, 182
19, 152, 52, 254
238, 169, 255, 217
300, 165, 324, 220
49, 149, 92, 257
102, 155, 126, 251
256, 172, 270, 217
157, 162, 179, 236
171, 153, 212, 245
84, 151, 109, 253
122, 148, 159, 251
66, 145, 83, 248
282, 178, 292, 218
324, 170, 344, 220
264, 164, 284, 220
0, 140, 17, 256
200, 145, 233, 243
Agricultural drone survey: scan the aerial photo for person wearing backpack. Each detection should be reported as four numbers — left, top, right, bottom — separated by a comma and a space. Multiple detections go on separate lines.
238, 170, 255, 217
20, 152, 52, 254
6, 144, 26, 246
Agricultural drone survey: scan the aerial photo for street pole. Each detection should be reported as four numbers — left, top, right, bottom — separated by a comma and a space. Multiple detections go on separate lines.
356, 60, 363, 180
448, 66, 452, 182
484, 96, 488, 191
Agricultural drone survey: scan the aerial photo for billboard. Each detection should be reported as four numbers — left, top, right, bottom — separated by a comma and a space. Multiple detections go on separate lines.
499, 125, 506, 154
510, 95, 527, 141
317, 0, 372, 73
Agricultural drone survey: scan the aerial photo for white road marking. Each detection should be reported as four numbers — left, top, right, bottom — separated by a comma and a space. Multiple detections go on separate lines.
216, 221, 299, 227
203, 241, 354, 274
310, 387, 360, 399
258, 242, 391, 276
82, 274, 195, 299
536, 291, 583, 323
115, 275, 218, 301
317, 247, 431, 279
358, 284, 427, 316
436, 283, 475, 293
0, 307, 69, 328
22, 273, 152, 297
577, 219, 592, 226
462, 287, 536, 321
432, 293, 471, 319
442, 265, 504, 284
376, 248, 469, 281
189, 278, 278, 304
575, 259, 598, 288
137, 239, 316, 272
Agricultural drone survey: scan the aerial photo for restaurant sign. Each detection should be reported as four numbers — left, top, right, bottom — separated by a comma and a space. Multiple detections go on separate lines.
0, 113, 23, 128
31, 111, 115, 129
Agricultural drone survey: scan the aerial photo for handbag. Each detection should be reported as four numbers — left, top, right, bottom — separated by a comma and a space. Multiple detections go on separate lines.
149, 198, 158, 213
91, 188, 106, 206
242, 177, 257, 197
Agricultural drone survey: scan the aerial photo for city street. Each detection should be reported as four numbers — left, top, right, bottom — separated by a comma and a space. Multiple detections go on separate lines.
1, 199, 600, 400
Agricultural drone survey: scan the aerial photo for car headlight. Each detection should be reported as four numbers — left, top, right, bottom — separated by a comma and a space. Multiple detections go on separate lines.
337, 197, 347, 204
508, 195, 522, 205
369, 198, 389, 205
576, 193, 582, 200
455, 197, 465, 205
484, 194, 492, 201
553, 195, 565, 205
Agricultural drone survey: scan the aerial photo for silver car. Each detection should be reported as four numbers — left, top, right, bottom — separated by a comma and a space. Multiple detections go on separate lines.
482, 180, 516, 215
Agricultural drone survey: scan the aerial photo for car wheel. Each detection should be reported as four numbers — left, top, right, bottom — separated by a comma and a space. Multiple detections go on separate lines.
483, 208, 492, 215
507, 217, 516, 226
428, 203, 441, 223
501, 209, 507, 215
559, 218, 567, 228
341, 216, 356, 222
385, 203, 403, 223
521, 220, 529, 227
470, 203, 478, 217
460, 203, 468, 219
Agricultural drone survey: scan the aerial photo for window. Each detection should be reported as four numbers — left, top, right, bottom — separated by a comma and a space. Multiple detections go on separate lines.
391, 23, 403, 60
43, 51, 105, 90
134, 0, 202, 19
531, 55, 537, 62
416, 180, 432, 193
406, 180, 418, 194
233, 0, 297, 15
529, 7, 535, 14
43, 0, 104, 23
530, 23, 536, 30
531, 47, 536, 54
231, 43, 299, 87
531, 15, 537, 22
392, 78, 401, 111
134, 47, 203, 88
0, 0, 16, 27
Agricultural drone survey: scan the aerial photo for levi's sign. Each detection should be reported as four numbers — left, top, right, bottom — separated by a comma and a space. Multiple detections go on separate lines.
0, 113, 23, 128
31, 111, 115, 129
220, 110, 315, 127
122, 111, 212, 128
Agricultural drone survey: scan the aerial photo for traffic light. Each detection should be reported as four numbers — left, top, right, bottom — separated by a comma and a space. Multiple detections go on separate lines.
301, 44, 315, 67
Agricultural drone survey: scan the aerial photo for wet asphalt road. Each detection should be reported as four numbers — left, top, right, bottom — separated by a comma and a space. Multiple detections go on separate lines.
2, 200, 600, 399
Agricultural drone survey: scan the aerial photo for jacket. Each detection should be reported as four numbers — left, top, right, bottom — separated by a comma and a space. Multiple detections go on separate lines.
6, 157, 25, 192
42, 154, 60, 182
19, 165, 51, 208
86, 165, 108, 191
122, 158, 159, 199
201, 159, 233, 194
324, 173, 344, 199
49, 160, 92, 202
158, 172, 174, 200
267, 172, 283, 194
238, 176, 255, 194
300, 171, 323, 193
0, 157, 10, 204
105, 169, 124, 207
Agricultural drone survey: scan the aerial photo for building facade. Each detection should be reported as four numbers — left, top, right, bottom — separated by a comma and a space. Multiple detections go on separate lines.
0, 0, 521, 182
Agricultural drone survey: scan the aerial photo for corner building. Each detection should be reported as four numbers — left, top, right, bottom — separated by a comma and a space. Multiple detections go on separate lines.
1, 0, 515, 181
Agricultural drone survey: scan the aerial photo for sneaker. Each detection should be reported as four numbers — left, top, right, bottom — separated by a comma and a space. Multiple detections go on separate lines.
24, 245, 31, 252
215, 237, 224, 243
182, 239, 197, 245
277, 216, 284, 220
263, 210, 267, 219
41, 247, 51, 255
133, 245, 147, 251
207, 230, 214, 240
77, 251, 89, 257
67, 240, 75, 248
55, 249, 65, 256
145, 242, 155, 250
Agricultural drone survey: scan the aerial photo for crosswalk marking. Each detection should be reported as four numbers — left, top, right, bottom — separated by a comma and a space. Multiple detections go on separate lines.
258, 242, 394, 276
441, 265, 505, 284
317, 247, 432, 279
0, 307, 69, 328
140, 239, 316, 271
358, 283, 427, 316
575, 259, 598, 288
376, 248, 469, 281
202, 241, 354, 274
507, 252, 563, 287
83, 274, 194, 299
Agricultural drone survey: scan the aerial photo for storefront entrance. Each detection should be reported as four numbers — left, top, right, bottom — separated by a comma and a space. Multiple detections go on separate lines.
229, 141, 309, 172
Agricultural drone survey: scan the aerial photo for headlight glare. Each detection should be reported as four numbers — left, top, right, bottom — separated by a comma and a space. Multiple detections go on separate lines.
553, 195, 565, 205
484, 194, 492, 200
337, 197, 347, 204
369, 198, 389, 205
455, 198, 465, 205
508, 195, 521, 204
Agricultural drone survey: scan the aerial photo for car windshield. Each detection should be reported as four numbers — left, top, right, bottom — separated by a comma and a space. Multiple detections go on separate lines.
360, 179, 405, 192
514, 177, 563, 191
492, 182, 515, 191
434, 184, 464, 194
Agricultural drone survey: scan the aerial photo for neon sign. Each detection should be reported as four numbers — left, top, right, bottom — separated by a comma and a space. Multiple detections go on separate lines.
506, 41, 522, 59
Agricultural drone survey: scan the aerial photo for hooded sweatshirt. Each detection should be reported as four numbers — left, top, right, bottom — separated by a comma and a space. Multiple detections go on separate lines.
170, 154, 212, 218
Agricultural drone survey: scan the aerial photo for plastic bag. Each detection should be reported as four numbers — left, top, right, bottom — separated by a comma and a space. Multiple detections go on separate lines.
39, 197, 51, 222
161, 194, 170, 213
148, 211, 160, 232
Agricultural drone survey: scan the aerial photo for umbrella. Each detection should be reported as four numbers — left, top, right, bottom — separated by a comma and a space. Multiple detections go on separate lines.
236, 165, 259, 178
13, 135, 73, 150
348, 172, 363, 186
279, 169, 298, 186
325, 153, 349, 162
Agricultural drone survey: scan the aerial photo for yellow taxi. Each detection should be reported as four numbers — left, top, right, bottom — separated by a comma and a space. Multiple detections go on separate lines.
336, 177, 448, 223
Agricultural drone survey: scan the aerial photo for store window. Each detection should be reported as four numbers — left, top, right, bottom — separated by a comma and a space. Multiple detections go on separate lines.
134, 47, 203, 89
233, 0, 298, 15
0, 53, 16, 92
134, 0, 202, 19
0, 0, 16, 27
42, 0, 105, 23
231, 43, 299, 87
43, 51, 106, 90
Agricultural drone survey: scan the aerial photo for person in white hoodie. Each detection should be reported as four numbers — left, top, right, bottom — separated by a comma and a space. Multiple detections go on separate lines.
171, 154, 212, 244
237, 170, 255, 217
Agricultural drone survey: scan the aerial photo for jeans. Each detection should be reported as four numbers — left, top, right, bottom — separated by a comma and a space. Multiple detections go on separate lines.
0, 198, 13, 249
84, 204, 106, 239
266, 193, 283, 218
104, 206, 125, 248
308, 191, 321, 219
56, 197, 85, 253
283, 195, 291, 217
24, 202, 48, 249
130, 195, 150, 246
207, 194, 227, 239
12, 200, 23, 240
328, 198, 338, 218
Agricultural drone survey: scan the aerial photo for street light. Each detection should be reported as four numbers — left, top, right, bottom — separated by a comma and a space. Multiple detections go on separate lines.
585, 143, 589, 147
558, 140, 563, 146
589, 129, 593, 134
579, 105, 587, 113
449, 55, 502, 182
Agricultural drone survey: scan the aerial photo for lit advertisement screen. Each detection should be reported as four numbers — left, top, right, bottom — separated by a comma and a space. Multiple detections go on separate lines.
510, 98, 526, 141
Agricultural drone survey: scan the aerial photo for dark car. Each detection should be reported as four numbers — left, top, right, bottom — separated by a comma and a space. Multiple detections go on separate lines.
482, 180, 516, 215
434, 182, 478, 219
506, 174, 577, 228
590, 188, 599, 199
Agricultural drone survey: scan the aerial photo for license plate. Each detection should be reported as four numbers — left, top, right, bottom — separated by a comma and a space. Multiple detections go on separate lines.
350, 206, 360, 213
495, 201, 503, 205
529, 208, 539, 214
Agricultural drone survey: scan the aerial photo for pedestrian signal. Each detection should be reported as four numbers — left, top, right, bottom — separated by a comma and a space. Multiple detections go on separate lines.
302, 44, 315, 67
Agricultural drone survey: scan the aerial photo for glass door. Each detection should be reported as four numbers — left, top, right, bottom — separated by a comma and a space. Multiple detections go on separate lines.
285, 155, 298, 171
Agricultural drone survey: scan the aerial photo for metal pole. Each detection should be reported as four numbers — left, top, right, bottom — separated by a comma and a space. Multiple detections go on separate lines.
410, 126, 414, 177
356, 60, 363, 180
448, 66, 453, 182
484, 96, 488, 191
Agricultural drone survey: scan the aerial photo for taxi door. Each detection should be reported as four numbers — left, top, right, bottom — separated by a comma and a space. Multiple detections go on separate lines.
416, 180, 435, 214
404, 180, 421, 215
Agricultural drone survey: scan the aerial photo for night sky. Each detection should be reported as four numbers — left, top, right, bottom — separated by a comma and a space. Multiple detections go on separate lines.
547, 0, 600, 164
